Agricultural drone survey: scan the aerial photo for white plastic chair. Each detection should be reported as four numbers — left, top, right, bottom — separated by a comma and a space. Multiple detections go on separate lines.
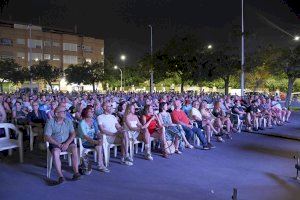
26, 125, 40, 151
102, 134, 120, 167
128, 131, 145, 160
77, 137, 97, 163
46, 139, 76, 178
0, 123, 23, 163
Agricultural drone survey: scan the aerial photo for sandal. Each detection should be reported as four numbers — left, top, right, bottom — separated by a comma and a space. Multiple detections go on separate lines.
175, 149, 182, 154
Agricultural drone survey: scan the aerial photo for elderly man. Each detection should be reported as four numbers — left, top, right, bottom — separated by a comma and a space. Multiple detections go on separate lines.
171, 100, 210, 150
44, 106, 80, 184
97, 101, 133, 166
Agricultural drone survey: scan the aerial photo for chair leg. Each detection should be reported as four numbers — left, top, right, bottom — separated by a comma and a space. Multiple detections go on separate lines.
135, 143, 138, 154
30, 134, 34, 151
8, 149, 12, 156
114, 146, 117, 158
141, 143, 144, 153
19, 147, 23, 163
68, 153, 72, 167
94, 151, 97, 162
47, 153, 53, 178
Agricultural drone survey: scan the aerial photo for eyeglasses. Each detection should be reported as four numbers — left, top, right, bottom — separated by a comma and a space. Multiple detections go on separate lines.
56, 110, 66, 114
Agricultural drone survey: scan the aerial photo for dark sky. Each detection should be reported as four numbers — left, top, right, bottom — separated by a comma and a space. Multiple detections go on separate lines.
1, 0, 299, 65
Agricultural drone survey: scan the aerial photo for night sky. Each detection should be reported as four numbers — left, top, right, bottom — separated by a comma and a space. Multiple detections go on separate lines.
0, 0, 299, 65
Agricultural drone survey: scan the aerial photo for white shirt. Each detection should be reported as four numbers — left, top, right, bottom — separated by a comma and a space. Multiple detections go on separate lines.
97, 114, 118, 134
190, 107, 202, 121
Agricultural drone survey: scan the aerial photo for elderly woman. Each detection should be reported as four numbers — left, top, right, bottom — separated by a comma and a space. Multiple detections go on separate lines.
78, 107, 109, 173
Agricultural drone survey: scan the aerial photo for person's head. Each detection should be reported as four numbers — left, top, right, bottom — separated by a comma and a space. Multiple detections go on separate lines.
234, 100, 241, 106
15, 101, 22, 108
54, 106, 66, 120
81, 107, 93, 119
192, 101, 200, 109
174, 100, 182, 109
144, 104, 153, 115
159, 102, 168, 112
124, 103, 136, 117
32, 101, 39, 111
145, 98, 152, 106
103, 101, 112, 114
200, 101, 207, 109
118, 101, 127, 112
214, 101, 221, 109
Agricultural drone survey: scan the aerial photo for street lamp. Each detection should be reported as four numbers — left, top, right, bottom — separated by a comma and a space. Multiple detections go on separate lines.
207, 44, 213, 49
148, 24, 154, 94
114, 65, 123, 91
120, 54, 126, 61
294, 36, 300, 41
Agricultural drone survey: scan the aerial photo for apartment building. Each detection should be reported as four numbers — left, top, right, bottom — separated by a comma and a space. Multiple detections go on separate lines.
0, 20, 104, 91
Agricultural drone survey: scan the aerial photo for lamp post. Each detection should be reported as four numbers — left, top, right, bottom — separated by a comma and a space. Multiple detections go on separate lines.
241, 0, 245, 97
148, 25, 154, 94
120, 54, 126, 90
27, 24, 33, 94
114, 65, 123, 91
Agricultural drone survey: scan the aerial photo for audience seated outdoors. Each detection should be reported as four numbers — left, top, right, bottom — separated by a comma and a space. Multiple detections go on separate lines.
0, 91, 294, 184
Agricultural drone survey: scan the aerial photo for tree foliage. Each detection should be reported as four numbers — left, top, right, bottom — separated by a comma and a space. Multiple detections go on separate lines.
30, 60, 62, 93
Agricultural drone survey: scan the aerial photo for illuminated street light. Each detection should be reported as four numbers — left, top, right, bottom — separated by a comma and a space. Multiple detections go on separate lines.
294, 36, 300, 41
207, 44, 213, 49
114, 65, 123, 91
120, 54, 126, 61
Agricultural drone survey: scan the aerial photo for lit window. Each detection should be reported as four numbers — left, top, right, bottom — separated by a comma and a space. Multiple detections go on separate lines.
27, 39, 42, 49
53, 55, 60, 61
28, 53, 42, 61
63, 55, 77, 64
63, 43, 77, 51
16, 38, 25, 45
44, 54, 51, 60
44, 40, 51, 47
85, 58, 92, 63
17, 52, 25, 59
52, 42, 60, 47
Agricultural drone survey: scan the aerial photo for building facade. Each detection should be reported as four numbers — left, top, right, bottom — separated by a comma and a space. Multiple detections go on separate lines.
0, 20, 104, 91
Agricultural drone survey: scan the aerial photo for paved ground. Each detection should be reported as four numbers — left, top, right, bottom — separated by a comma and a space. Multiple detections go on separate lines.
1, 114, 300, 200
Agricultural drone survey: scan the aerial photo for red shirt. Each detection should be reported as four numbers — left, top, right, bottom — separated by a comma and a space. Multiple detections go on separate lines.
144, 114, 157, 134
171, 109, 190, 125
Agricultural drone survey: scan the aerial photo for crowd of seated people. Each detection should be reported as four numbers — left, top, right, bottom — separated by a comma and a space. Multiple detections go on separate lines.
0, 91, 293, 183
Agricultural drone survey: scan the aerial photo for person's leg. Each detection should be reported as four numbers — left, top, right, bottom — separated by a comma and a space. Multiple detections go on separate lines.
68, 144, 79, 174
192, 127, 208, 147
181, 125, 193, 142
52, 148, 63, 178
142, 128, 151, 154
95, 144, 104, 167
286, 110, 291, 121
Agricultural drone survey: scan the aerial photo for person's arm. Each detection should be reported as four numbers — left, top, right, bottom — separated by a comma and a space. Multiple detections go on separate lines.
141, 115, 154, 128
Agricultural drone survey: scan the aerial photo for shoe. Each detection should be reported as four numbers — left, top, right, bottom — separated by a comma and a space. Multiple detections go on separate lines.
207, 143, 216, 149
97, 166, 110, 173
226, 134, 233, 140
57, 176, 65, 184
217, 137, 225, 143
145, 153, 153, 160
125, 156, 133, 163
202, 145, 210, 150
121, 157, 133, 166
72, 173, 81, 181
253, 128, 259, 131
175, 149, 182, 154
258, 127, 264, 130
162, 151, 169, 158
185, 144, 194, 149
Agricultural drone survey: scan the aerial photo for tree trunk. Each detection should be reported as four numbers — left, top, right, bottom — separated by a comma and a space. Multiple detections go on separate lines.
180, 78, 184, 93
223, 76, 230, 95
48, 82, 54, 93
0, 81, 3, 93
285, 76, 296, 108
92, 82, 96, 92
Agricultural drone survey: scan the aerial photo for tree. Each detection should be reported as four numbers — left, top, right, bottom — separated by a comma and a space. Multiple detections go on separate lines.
208, 49, 240, 95
82, 62, 105, 92
156, 35, 200, 93
64, 64, 86, 86
0, 0, 9, 13
0, 59, 28, 92
265, 45, 300, 107
30, 60, 62, 93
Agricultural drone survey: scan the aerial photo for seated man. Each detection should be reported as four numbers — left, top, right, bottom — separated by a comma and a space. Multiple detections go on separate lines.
171, 100, 210, 150
44, 106, 81, 184
97, 101, 133, 166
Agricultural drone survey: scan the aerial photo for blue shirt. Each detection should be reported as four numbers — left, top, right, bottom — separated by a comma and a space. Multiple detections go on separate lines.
77, 119, 99, 143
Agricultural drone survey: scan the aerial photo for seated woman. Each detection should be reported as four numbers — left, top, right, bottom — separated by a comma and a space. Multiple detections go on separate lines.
12, 101, 28, 125
212, 101, 235, 139
142, 105, 169, 158
77, 107, 109, 173
27, 101, 48, 125
124, 103, 153, 160
117, 101, 127, 125
159, 102, 193, 152
74, 102, 84, 122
